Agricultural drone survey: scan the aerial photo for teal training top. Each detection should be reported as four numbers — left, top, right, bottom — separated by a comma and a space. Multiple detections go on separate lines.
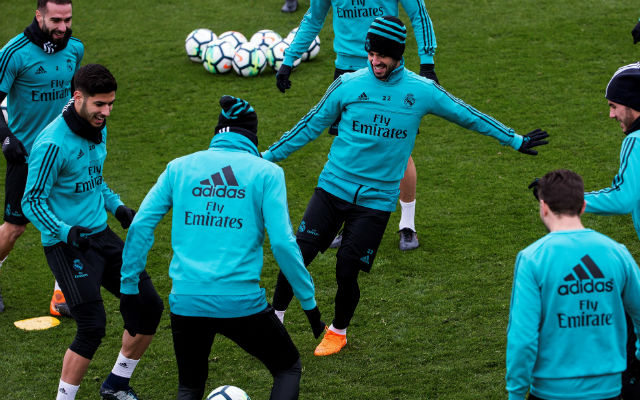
263, 62, 523, 211
584, 128, 640, 240
284, 0, 436, 70
506, 229, 640, 400
0, 32, 83, 156
119, 131, 317, 318
22, 107, 123, 246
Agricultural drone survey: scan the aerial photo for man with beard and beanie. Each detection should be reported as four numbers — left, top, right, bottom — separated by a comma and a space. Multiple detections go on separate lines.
580, 62, 640, 398
119, 95, 325, 400
264, 15, 549, 357
21, 64, 164, 400
276, 0, 438, 251
506, 169, 640, 400
0, 0, 83, 315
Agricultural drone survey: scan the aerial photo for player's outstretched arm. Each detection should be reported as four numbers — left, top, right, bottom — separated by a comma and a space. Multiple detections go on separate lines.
517, 129, 549, 155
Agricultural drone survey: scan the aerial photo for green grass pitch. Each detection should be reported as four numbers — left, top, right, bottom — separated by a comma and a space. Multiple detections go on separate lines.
0, 0, 639, 398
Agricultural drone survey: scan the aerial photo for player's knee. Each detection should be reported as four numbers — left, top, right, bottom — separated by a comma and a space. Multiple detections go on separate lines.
335, 256, 360, 283
126, 279, 164, 335
2, 222, 26, 241
297, 240, 320, 266
69, 302, 107, 359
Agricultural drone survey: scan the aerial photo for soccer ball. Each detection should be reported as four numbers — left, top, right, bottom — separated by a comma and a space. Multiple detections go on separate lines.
206, 385, 251, 400
249, 29, 282, 54
266, 39, 301, 71
301, 35, 321, 61
1, 97, 7, 122
232, 43, 267, 77
285, 27, 298, 44
203, 40, 236, 74
185, 28, 217, 63
218, 31, 247, 49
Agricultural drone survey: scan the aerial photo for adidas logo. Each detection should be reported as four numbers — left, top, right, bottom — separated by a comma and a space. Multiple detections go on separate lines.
360, 249, 373, 264
58, 388, 67, 394
35, 66, 47, 74
192, 165, 245, 198
77, 149, 84, 159
118, 362, 129, 368
557, 255, 614, 296
358, 92, 369, 101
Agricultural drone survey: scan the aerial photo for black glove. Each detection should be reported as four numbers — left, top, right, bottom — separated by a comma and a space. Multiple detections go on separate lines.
304, 306, 326, 338
518, 128, 549, 155
528, 178, 540, 201
633, 21, 640, 44
2, 134, 27, 164
419, 63, 439, 84
67, 226, 92, 251
276, 65, 292, 93
120, 293, 143, 336
115, 205, 136, 229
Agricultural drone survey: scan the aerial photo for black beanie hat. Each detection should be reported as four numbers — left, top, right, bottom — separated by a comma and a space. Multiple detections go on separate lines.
364, 16, 407, 61
215, 95, 259, 146
605, 62, 640, 111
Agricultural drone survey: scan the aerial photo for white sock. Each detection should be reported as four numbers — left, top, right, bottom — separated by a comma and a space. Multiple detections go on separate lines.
56, 380, 79, 400
54, 280, 61, 292
0, 255, 7, 270
328, 324, 347, 336
398, 200, 416, 231
275, 310, 286, 324
112, 352, 139, 378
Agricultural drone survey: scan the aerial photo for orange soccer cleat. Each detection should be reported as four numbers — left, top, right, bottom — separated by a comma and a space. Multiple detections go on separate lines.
50, 289, 72, 317
314, 329, 347, 356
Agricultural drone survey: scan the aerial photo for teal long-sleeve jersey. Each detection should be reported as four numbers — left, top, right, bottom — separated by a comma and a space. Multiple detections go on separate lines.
22, 110, 123, 246
284, 0, 436, 70
584, 128, 640, 239
506, 229, 640, 399
120, 131, 317, 318
263, 62, 523, 211
0, 32, 83, 156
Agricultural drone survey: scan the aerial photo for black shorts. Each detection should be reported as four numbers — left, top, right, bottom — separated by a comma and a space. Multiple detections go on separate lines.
171, 305, 299, 390
297, 188, 390, 272
4, 160, 29, 225
44, 226, 150, 307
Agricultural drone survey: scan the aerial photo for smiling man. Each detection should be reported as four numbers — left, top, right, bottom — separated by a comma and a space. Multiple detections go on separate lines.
0, 0, 84, 315
263, 15, 549, 357
22, 64, 164, 400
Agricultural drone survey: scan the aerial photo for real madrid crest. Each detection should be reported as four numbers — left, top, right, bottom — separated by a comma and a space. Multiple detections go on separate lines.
403, 93, 415, 107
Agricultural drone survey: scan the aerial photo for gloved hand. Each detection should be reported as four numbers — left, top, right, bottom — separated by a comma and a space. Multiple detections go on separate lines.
518, 129, 549, 155
304, 306, 326, 338
2, 134, 27, 164
528, 178, 540, 201
120, 293, 142, 336
67, 226, 92, 251
633, 21, 640, 44
276, 65, 293, 93
115, 205, 136, 229
419, 63, 439, 84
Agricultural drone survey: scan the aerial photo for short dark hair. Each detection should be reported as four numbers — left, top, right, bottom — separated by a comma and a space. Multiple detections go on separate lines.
37, 0, 72, 12
537, 169, 584, 216
72, 64, 117, 97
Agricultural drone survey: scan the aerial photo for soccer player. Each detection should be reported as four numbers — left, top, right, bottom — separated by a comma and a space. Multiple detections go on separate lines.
264, 16, 548, 356
276, 0, 439, 251
506, 169, 640, 400
21, 64, 164, 400
580, 62, 640, 397
0, 0, 84, 315
119, 96, 325, 400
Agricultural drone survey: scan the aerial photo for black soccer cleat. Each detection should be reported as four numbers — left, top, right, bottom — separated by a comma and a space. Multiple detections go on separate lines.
100, 384, 140, 400
281, 0, 298, 12
398, 228, 419, 251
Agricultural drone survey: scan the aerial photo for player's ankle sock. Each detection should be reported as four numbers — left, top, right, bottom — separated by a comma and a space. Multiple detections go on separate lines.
103, 352, 139, 390
328, 324, 346, 335
0, 255, 7, 269
54, 280, 61, 292
56, 380, 79, 400
398, 200, 416, 231
275, 309, 286, 323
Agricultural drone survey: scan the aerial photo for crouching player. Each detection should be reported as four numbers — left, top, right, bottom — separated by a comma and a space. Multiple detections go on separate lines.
119, 96, 325, 400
